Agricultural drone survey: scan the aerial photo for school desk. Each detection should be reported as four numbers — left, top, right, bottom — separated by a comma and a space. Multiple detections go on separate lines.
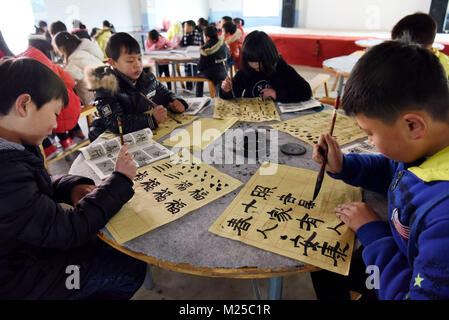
69, 100, 387, 299
144, 47, 200, 94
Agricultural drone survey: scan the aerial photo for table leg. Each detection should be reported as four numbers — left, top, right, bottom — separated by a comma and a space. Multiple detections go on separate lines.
172, 62, 178, 94
268, 277, 283, 300
251, 279, 261, 300
144, 264, 154, 290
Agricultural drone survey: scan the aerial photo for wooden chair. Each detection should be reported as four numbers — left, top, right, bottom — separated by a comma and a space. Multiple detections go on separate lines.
157, 76, 216, 98
308, 73, 330, 98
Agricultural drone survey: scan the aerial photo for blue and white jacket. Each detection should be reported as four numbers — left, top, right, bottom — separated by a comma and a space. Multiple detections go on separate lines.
330, 146, 449, 299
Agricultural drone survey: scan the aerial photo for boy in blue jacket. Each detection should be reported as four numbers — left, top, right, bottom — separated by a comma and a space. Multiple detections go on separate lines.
312, 40, 449, 300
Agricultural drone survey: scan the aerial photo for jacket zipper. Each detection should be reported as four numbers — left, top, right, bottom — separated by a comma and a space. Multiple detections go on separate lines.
391, 171, 404, 191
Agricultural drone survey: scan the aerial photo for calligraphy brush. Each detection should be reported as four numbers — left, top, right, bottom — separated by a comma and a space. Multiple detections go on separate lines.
120, 74, 183, 124
312, 75, 344, 201
117, 116, 125, 145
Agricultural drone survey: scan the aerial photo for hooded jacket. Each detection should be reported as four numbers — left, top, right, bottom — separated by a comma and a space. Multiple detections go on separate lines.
85, 65, 188, 141
219, 56, 312, 103
225, 28, 244, 69
0, 138, 134, 299
197, 37, 230, 83
64, 39, 104, 105
330, 146, 449, 299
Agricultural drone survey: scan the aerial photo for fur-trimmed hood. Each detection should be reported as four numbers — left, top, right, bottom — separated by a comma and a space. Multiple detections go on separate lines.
85, 65, 120, 95
225, 28, 243, 45
200, 37, 225, 57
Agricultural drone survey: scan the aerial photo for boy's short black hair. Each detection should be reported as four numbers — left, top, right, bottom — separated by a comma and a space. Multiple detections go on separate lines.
105, 32, 141, 61
342, 40, 449, 124
0, 58, 68, 115
184, 20, 196, 27
204, 25, 218, 40
241, 31, 279, 76
391, 12, 437, 47
221, 16, 232, 23
148, 29, 160, 42
49, 21, 67, 36
233, 18, 244, 27
222, 22, 237, 35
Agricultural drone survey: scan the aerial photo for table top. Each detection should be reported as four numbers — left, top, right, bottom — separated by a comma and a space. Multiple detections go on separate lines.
322, 54, 361, 76
355, 38, 445, 50
69, 100, 387, 278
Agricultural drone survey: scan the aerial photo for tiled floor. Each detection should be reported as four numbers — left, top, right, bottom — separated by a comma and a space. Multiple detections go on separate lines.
49, 65, 335, 300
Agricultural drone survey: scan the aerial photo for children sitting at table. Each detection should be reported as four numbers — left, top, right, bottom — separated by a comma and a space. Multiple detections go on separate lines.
86, 32, 188, 141
0, 57, 146, 299
222, 21, 244, 70
220, 30, 312, 103
391, 12, 449, 78
145, 29, 173, 89
196, 25, 231, 97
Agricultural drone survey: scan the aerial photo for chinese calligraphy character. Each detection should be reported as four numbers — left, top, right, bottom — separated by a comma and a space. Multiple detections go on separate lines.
250, 185, 277, 200
278, 193, 296, 205
140, 178, 160, 192
320, 241, 349, 266
165, 199, 187, 214
227, 216, 253, 236
135, 171, 149, 182
257, 224, 278, 239
327, 221, 346, 236
188, 188, 209, 201
290, 232, 320, 256
164, 171, 184, 180
152, 188, 173, 202
297, 199, 316, 210
175, 180, 193, 191
241, 199, 257, 213
267, 207, 293, 222
296, 213, 324, 231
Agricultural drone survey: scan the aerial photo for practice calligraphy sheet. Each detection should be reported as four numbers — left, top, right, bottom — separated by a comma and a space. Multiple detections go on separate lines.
214, 98, 281, 122
209, 163, 362, 275
162, 117, 239, 151
152, 114, 199, 141
271, 109, 366, 146
79, 128, 172, 180
106, 151, 243, 244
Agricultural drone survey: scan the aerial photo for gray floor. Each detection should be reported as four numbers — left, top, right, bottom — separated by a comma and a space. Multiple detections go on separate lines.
49, 65, 336, 300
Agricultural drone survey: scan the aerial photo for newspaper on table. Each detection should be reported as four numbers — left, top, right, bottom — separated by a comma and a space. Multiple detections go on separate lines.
183, 97, 211, 115
341, 139, 380, 155
278, 98, 323, 114
80, 128, 173, 180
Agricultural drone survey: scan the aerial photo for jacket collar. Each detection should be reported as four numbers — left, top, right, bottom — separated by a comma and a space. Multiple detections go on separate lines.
200, 37, 224, 56
408, 145, 449, 182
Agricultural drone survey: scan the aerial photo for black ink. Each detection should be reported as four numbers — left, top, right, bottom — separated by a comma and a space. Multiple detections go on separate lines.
140, 178, 160, 192
296, 213, 324, 231
152, 188, 173, 202
257, 224, 279, 239
165, 199, 187, 214
267, 207, 293, 222
250, 185, 277, 200
241, 199, 257, 213
327, 221, 345, 236
227, 216, 253, 236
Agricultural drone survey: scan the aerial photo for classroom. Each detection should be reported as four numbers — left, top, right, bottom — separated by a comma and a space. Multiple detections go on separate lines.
1, 0, 449, 305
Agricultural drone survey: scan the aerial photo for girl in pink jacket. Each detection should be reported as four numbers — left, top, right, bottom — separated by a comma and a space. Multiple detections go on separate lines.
145, 30, 173, 89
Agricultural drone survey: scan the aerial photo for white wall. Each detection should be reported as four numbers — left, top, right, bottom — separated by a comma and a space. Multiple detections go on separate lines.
148, 0, 209, 28
301, 0, 432, 31
44, 0, 142, 32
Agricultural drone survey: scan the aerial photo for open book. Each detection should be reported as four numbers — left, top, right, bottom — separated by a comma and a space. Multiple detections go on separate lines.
183, 97, 211, 115
278, 98, 323, 113
80, 128, 173, 180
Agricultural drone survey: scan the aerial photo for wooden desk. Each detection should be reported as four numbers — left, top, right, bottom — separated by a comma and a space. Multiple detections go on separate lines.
144, 48, 200, 94
69, 100, 387, 299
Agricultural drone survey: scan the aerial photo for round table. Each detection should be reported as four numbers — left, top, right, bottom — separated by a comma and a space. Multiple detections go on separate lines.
70, 100, 387, 299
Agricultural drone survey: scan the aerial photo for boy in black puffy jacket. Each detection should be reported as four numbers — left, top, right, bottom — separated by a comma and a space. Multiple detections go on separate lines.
86, 32, 188, 141
0, 57, 145, 299
196, 25, 231, 97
